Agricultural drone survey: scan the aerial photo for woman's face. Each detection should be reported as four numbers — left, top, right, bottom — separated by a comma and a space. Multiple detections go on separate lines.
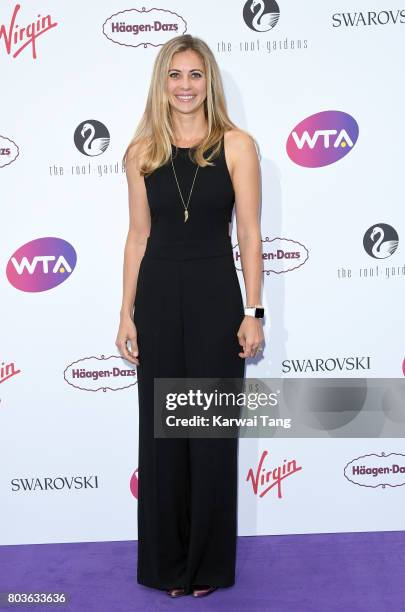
166, 49, 207, 114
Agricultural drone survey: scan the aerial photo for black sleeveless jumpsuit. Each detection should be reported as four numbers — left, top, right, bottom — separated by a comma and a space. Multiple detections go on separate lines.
133, 135, 246, 594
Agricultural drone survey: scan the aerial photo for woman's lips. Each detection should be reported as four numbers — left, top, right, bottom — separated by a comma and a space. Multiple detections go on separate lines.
175, 95, 196, 102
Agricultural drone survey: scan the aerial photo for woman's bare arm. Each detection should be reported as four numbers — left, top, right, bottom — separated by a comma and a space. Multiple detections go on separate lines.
226, 129, 262, 306
116, 140, 151, 364
120, 140, 151, 320
225, 129, 264, 358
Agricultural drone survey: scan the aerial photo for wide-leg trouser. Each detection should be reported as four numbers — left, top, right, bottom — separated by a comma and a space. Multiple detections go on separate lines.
133, 238, 245, 594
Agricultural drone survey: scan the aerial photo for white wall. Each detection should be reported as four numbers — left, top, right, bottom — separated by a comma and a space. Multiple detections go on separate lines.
1, 0, 404, 544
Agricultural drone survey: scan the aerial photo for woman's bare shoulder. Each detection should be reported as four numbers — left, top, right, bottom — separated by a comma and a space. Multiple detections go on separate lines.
223, 129, 258, 176
125, 137, 151, 175
224, 128, 256, 152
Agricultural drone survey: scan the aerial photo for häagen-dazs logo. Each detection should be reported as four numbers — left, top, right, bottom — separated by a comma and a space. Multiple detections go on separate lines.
6, 237, 77, 292
286, 110, 359, 167
74, 120, 110, 157
243, 0, 280, 32
0, 134, 19, 168
0, 3, 58, 60
363, 223, 399, 259
102, 7, 186, 48
64, 355, 137, 392
344, 452, 405, 488
233, 237, 309, 275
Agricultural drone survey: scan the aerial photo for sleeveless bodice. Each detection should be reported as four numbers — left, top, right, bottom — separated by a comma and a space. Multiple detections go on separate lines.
144, 136, 235, 244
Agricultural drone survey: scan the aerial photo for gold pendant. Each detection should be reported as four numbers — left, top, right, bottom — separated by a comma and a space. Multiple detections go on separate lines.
184, 209, 189, 222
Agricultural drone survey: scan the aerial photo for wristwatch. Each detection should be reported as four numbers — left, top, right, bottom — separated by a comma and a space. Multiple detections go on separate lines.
244, 304, 265, 318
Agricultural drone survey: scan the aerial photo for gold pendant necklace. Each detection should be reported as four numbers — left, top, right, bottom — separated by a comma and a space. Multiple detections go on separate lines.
171, 152, 199, 222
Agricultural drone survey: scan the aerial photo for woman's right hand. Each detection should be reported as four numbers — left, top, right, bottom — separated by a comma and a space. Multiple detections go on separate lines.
115, 315, 139, 366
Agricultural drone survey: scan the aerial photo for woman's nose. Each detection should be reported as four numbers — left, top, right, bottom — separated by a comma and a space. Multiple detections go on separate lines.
180, 76, 192, 87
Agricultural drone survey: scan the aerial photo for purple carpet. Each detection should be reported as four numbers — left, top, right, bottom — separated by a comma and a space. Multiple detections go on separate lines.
0, 532, 403, 611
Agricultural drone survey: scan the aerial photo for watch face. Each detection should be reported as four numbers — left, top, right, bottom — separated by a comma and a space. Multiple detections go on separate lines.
255, 307, 264, 318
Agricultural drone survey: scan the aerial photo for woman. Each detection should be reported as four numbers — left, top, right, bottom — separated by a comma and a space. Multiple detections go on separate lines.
116, 34, 264, 598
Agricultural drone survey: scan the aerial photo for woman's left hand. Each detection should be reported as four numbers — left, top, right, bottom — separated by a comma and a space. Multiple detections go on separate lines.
237, 316, 265, 358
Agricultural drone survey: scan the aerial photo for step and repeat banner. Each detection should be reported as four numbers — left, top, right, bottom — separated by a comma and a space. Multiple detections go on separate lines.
1, 1, 404, 545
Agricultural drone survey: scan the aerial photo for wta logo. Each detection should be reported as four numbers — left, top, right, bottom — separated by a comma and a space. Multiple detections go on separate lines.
6, 237, 77, 292
287, 110, 359, 167
130, 469, 139, 499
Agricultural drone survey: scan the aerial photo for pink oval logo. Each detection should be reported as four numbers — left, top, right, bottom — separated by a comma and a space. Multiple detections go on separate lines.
287, 110, 359, 167
130, 469, 139, 499
6, 237, 77, 292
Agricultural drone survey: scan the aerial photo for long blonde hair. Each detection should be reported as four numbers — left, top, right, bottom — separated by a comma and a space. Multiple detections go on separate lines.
123, 34, 254, 176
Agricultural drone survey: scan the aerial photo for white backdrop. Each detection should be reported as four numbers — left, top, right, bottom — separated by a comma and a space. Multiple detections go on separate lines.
1, 0, 404, 545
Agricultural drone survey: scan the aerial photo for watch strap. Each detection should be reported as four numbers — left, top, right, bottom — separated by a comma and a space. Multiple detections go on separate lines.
244, 306, 264, 318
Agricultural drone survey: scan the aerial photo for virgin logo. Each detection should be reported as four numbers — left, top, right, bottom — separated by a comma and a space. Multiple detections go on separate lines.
0, 4, 58, 60
1, 360, 21, 385
286, 110, 359, 167
246, 450, 302, 498
6, 237, 77, 293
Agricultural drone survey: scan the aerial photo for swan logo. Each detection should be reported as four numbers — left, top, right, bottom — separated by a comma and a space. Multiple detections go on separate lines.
0, 134, 19, 168
102, 7, 186, 48
0, 3, 58, 60
64, 355, 137, 392
286, 110, 359, 167
243, 0, 280, 32
74, 120, 110, 157
6, 237, 77, 292
363, 223, 399, 259
344, 452, 405, 489
233, 237, 308, 274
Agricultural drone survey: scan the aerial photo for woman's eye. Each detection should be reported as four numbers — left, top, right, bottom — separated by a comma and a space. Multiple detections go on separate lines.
169, 73, 202, 78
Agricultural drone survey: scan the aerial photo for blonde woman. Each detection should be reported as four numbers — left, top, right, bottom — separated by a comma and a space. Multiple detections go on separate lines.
116, 34, 264, 598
